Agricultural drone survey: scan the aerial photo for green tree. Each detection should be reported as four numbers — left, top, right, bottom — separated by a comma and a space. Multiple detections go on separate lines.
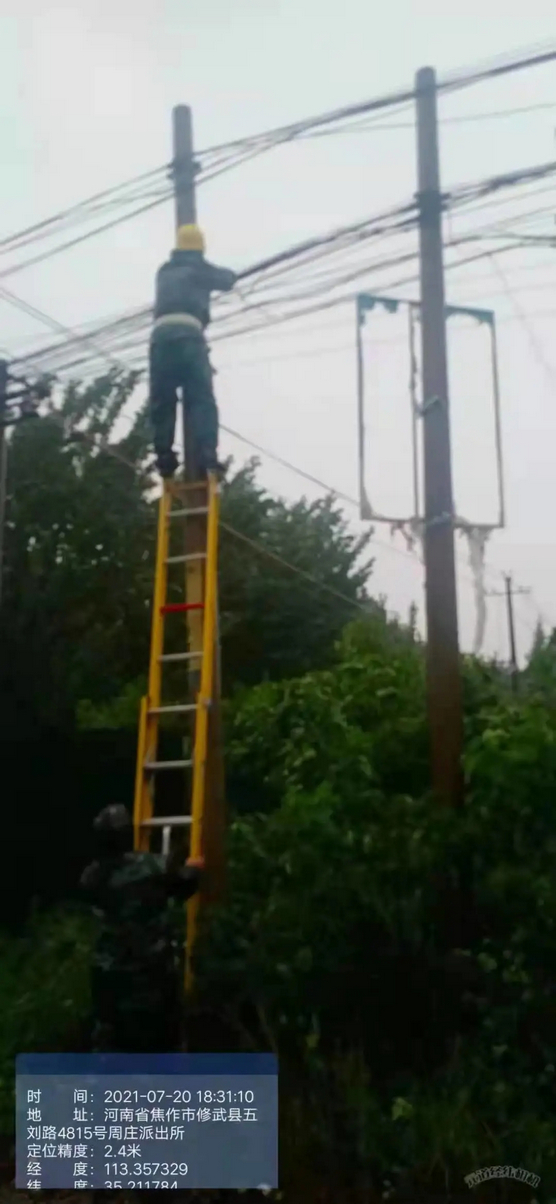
1, 374, 375, 731
1, 371, 153, 733
218, 462, 374, 691
196, 631, 556, 1194
522, 621, 556, 702
225, 614, 429, 812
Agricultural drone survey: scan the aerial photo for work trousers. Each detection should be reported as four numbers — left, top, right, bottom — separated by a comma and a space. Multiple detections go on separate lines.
149, 325, 218, 470
90, 965, 184, 1053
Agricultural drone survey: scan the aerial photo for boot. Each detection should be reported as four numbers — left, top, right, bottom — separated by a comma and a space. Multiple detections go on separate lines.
199, 448, 225, 479
156, 449, 179, 479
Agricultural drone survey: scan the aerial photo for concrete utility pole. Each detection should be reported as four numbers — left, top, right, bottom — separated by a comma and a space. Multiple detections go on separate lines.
415, 67, 463, 807
172, 105, 197, 230
172, 105, 198, 479
170, 106, 226, 908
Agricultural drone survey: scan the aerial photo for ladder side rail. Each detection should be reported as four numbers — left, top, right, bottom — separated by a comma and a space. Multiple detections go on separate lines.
133, 484, 172, 850
186, 473, 220, 987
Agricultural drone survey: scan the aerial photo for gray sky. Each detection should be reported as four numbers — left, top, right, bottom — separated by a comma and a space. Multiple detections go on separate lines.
2, 0, 556, 663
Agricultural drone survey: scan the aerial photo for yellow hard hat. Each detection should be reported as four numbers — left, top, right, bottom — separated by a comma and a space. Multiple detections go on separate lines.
176, 223, 205, 253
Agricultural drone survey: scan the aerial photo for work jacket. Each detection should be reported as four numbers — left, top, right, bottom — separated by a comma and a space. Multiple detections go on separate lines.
153, 249, 236, 330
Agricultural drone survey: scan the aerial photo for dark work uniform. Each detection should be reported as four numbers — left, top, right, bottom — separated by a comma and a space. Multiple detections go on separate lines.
149, 250, 236, 475
81, 851, 201, 1053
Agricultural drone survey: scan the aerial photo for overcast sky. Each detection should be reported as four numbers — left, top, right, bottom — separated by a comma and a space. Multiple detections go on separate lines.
2, 1, 556, 663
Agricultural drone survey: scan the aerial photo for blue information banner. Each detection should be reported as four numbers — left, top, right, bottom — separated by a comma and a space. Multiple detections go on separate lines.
16, 1053, 278, 1190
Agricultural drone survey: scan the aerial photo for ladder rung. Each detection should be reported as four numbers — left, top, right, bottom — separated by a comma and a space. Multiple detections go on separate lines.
169, 507, 208, 519
148, 704, 197, 715
144, 759, 193, 771
159, 651, 202, 663
141, 816, 192, 827
166, 552, 207, 564
161, 602, 204, 614
168, 480, 208, 493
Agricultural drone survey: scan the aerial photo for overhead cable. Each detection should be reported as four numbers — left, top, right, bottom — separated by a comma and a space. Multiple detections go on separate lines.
197, 43, 556, 159
0, 165, 169, 256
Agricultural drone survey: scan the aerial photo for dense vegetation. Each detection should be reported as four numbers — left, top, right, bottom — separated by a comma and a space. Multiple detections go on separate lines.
1, 371, 371, 734
1, 374, 555, 1202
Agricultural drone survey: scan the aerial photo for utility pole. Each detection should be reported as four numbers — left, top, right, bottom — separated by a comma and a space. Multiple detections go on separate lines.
172, 106, 197, 229
415, 67, 463, 807
505, 574, 519, 687
487, 574, 530, 690
170, 106, 227, 910
172, 105, 198, 480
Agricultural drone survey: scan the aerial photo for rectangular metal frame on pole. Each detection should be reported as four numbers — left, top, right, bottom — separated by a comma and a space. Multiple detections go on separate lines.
355, 291, 505, 533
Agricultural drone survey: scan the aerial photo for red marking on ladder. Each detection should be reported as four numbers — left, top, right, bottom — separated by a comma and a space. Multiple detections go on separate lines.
160, 602, 204, 614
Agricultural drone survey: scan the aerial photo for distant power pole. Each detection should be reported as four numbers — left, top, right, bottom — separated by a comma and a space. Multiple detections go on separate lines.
505, 574, 519, 686
487, 574, 530, 690
415, 67, 463, 807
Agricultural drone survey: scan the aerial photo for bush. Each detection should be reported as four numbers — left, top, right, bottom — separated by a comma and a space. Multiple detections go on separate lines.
0, 908, 94, 1133
194, 637, 556, 1195
2, 617, 556, 1197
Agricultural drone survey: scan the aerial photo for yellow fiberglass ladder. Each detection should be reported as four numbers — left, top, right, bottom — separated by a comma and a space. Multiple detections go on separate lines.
133, 471, 220, 989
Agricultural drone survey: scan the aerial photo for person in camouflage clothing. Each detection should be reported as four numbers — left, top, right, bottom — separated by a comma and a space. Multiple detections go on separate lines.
80, 805, 202, 1053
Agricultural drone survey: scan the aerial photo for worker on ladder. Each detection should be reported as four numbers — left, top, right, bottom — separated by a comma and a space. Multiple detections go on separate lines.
149, 223, 237, 479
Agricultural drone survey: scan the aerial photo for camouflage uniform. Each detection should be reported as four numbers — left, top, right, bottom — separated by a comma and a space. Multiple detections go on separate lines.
149, 245, 236, 478
81, 805, 201, 1053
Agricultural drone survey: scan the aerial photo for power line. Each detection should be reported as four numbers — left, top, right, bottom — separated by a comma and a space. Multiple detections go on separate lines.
7, 234, 525, 379
218, 426, 516, 605
299, 101, 556, 139
12, 357, 499, 599
0, 165, 169, 257
11, 307, 150, 373
205, 180, 556, 337
3, 206, 421, 371
0, 150, 267, 284
196, 43, 556, 159
4, 54, 556, 650
1, 41, 553, 290
236, 203, 419, 285
441, 41, 556, 95
0, 285, 129, 374
6, 156, 556, 377
209, 239, 544, 344
487, 253, 556, 388
9, 235, 516, 379
17, 401, 545, 643
219, 521, 371, 615
232, 152, 555, 292
0, 192, 173, 283
446, 183, 556, 234
112, 300, 556, 385
10, 406, 378, 619
0, 160, 552, 593
0, 144, 299, 281
3, 321, 543, 644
